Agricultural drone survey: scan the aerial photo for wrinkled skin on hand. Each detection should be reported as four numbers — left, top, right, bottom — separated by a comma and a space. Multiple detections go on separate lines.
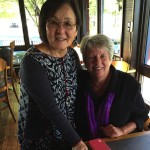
101, 124, 124, 138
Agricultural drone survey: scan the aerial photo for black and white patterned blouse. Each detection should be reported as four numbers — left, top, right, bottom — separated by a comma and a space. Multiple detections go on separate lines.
18, 46, 81, 149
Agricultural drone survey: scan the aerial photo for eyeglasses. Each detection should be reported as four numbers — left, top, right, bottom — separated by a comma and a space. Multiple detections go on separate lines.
47, 19, 77, 30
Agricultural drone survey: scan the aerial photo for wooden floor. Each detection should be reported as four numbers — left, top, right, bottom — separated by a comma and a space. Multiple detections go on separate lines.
0, 83, 20, 150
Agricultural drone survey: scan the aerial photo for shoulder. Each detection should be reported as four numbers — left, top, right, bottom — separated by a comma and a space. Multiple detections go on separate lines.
118, 71, 139, 86
21, 47, 44, 72
22, 47, 37, 61
21, 48, 36, 66
111, 65, 138, 86
22, 46, 50, 66
112, 68, 140, 94
68, 47, 79, 58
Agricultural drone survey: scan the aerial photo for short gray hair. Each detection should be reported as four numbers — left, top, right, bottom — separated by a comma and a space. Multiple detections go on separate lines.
80, 34, 114, 62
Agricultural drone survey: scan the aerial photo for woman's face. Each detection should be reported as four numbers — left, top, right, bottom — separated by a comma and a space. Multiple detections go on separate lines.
46, 4, 77, 51
85, 47, 112, 81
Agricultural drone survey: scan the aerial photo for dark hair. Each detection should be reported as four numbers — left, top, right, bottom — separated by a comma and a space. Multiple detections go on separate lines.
39, 0, 81, 43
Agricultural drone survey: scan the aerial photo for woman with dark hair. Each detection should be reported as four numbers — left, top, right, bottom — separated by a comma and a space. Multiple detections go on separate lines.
18, 0, 87, 149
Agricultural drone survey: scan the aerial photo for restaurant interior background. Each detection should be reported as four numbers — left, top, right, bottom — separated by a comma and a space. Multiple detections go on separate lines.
0, 0, 150, 115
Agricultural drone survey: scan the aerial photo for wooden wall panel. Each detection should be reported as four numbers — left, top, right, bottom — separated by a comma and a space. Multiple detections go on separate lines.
122, 0, 134, 64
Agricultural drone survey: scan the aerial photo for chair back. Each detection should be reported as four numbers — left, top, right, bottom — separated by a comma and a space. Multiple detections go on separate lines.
9, 40, 17, 80
0, 58, 16, 121
112, 60, 130, 72
0, 58, 6, 72
0, 47, 11, 66
10, 40, 15, 73
0, 58, 7, 93
9, 40, 20, 104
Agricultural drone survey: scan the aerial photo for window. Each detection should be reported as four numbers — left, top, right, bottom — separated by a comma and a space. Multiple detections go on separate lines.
88, 0, 123, 55
89, 0, 97, 35
0, 1, 24, 46
138, 0, 150, 78
140, 19, 150, 105
138, 0, 150, 106
103, 0, 123, 55
24, 1, 43, 45
144, 18, 150, 66
141, 76, 150, 106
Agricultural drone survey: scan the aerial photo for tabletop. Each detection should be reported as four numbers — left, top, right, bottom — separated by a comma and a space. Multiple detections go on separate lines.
87, 131, 150, 150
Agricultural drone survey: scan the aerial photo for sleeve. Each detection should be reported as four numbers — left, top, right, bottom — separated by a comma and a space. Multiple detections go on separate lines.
131, 83, 149, 131
75, 91, 90, 141
75, 70, 90, 141
20, 55, 81, 146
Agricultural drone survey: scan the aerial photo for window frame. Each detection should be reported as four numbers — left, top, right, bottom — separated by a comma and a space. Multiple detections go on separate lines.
138, 0, 150, 78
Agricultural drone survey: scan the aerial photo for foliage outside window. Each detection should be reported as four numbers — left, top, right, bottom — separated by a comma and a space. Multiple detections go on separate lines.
24, 0, 45, 27
24, 0, 46, 45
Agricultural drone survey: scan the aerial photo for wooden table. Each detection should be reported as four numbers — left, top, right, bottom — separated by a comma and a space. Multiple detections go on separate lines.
103, 130, 150, 142
87, 131, 150, 150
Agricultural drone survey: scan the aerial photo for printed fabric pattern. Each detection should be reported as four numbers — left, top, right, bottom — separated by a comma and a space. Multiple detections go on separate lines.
18, 47, 78, 149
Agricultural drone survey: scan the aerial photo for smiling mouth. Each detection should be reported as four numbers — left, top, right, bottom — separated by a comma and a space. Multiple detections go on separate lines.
56, 36, 66, 41
94, 67, 103, 70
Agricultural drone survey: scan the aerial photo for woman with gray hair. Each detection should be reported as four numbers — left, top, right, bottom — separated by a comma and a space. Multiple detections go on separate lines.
80, 34, 114, 62
75, 34, 149, 141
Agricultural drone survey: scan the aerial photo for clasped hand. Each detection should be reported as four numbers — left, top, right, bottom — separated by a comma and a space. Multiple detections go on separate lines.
100, 124, 124, 138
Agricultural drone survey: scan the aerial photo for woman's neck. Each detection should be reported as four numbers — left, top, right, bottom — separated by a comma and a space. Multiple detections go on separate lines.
36, 42, 67, 58
91, 71, 111, 96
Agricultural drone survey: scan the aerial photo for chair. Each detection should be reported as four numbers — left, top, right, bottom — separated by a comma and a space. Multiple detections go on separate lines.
0, 47, 11, 67
0, 58, 16, 122
8, 40, 20, 104
112, 60, 130, 72
113, 54, 123, 61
